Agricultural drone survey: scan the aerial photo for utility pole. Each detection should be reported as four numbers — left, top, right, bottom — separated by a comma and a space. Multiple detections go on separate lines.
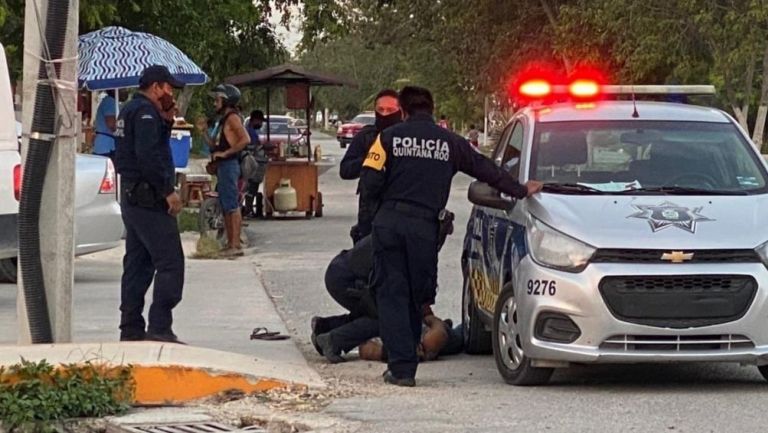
17, 0, 79, 344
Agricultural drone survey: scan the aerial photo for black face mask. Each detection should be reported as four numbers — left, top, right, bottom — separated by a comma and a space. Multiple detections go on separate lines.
375, 110, 402, 131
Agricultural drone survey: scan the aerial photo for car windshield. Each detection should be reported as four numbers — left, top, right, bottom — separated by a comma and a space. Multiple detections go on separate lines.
352, 115, 375, 125
531, 120, 768, 195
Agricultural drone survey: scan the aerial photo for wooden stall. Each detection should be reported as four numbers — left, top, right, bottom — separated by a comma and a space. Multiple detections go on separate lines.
226, 64, 356, 218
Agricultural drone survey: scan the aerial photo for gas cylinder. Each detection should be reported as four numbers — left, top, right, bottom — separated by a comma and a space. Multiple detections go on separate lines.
274, 178, 298, 212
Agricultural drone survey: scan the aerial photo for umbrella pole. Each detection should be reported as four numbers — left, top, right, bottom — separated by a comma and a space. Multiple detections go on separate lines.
266, 87, 271, 152
114, 88, 119, 117
306, 87, 311, 162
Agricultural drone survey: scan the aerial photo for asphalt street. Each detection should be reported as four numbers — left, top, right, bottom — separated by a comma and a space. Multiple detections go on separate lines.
247, 130, 768, 433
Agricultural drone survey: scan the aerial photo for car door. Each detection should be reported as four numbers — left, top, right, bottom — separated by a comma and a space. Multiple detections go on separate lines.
465, 120, 526, 316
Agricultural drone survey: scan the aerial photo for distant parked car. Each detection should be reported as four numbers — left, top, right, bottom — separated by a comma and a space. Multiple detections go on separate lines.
336, 112, 375, 148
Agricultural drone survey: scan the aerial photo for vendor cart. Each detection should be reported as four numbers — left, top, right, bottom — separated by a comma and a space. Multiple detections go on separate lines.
226, 64, 356, 218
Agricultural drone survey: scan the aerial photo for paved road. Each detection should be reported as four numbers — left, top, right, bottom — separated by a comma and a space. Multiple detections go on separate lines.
247, 131, 768, 433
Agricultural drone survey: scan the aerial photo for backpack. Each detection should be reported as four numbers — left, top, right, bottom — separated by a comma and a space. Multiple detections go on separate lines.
239, 151, 260, 181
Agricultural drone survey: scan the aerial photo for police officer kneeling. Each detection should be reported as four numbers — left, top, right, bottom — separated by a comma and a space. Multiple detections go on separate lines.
114, 65, 186, 343
360, 86, 542, 386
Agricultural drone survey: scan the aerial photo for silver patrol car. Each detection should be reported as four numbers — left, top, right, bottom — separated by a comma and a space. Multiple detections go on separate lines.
461, 82, 768, 385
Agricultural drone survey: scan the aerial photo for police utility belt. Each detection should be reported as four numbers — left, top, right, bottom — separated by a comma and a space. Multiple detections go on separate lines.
122, 180, 165, 209
380, 201, 455, 245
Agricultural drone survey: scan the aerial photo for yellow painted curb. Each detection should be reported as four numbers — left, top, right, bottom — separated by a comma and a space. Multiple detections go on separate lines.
0, 343, 324, 405
132, 365, 292, 404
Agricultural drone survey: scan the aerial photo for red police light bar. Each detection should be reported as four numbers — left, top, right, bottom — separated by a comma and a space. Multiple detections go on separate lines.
517, 78, 601, 100
519, 79, 552, 98
569, 79, 600, 98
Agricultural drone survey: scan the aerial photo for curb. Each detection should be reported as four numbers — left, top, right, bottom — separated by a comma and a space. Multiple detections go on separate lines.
0, 342, 324, 404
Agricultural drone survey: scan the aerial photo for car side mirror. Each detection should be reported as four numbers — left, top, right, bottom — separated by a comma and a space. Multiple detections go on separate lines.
468, 180, 515, 211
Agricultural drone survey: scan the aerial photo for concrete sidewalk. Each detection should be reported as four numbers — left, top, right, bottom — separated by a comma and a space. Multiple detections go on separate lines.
0, 236, 323, 399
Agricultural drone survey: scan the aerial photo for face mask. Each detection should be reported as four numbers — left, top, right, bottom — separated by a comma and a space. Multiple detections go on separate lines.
375, 110, 402, 131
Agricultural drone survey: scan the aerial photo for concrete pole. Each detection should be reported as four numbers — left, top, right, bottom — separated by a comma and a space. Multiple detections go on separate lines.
17, 0, 79, 344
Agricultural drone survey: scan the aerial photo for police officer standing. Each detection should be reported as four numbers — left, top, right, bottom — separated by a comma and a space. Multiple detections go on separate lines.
114, 65, 185, 343
340, 89, 402, 243
360, 86, 542, 386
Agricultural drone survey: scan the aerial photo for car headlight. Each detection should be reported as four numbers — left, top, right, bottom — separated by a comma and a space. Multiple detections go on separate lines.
755, 241, 768, 267
526, 216, 596, 273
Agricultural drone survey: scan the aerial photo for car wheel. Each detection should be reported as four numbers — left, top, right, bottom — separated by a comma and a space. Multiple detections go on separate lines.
462, 267, 492, 354
0, 258, 17, 283
340, 141, 347, 149
492, 283, 553, 386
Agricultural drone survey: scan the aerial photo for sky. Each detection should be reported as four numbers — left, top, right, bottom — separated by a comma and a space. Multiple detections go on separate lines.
267, 3, 303, 57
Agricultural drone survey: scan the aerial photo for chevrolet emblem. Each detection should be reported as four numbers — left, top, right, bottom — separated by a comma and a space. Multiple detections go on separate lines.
661, 251, 694, 263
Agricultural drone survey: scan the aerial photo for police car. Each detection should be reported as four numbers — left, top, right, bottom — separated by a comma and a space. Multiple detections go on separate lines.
461, 76, 768, 385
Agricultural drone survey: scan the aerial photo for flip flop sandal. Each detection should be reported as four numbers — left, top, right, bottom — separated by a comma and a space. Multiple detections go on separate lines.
250, 327, 290, 341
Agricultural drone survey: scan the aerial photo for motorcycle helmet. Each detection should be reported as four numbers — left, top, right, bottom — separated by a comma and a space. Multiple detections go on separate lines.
210, 84, 241, 107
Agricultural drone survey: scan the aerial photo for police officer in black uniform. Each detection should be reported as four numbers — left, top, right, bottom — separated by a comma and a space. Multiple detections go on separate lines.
339, 89, 402, 243
360, 86, 543, 386
114, 65, 186, 343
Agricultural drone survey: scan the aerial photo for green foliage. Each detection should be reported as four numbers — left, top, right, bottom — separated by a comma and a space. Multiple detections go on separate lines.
0, 359, 134, 432
177, 208, 199, 233
295, 0, 768, 131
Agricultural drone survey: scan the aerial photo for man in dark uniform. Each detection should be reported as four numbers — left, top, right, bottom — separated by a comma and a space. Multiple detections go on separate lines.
114, 65, 185, 343
339, 89, 402, 243
360, 86, 543, 386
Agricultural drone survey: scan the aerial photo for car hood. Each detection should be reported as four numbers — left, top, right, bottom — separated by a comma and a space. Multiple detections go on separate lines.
528, 193, 768, 249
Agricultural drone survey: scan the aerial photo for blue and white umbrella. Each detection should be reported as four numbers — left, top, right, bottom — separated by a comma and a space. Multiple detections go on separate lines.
78, 26, 208, 90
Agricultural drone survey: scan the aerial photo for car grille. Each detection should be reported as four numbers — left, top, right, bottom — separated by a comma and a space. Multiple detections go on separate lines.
600, 334, 755, 352
592, 249, 761, 264
599, 275, 757, 328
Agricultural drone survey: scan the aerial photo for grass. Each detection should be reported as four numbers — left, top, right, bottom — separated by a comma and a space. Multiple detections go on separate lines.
193, 233, 221, 259
177, 209, 199, 233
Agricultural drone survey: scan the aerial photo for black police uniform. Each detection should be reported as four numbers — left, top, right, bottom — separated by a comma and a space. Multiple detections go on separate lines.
360, 112, 528, 380
316, 236, 380, 353
114, 93, 184, 341
340, 124, 384, 243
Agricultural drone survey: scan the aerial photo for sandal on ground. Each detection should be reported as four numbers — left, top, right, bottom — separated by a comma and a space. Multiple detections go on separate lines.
250, 327, 290, 341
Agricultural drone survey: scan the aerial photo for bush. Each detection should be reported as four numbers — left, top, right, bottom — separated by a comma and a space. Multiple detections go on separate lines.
0, 359, 134, 432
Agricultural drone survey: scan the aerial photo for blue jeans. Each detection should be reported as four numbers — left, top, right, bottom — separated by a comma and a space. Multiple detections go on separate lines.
217, 158, 240, 213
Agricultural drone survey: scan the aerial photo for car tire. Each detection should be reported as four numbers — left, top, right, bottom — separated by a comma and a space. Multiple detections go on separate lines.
462, 267, 492, 354
492, 283, 553, 386
0, 258, 17, 283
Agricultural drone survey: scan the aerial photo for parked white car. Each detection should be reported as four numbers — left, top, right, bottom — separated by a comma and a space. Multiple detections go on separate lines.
0, 41, 123, 282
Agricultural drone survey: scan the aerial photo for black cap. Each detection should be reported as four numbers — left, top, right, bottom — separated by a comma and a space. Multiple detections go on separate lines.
139, 65, 185, 89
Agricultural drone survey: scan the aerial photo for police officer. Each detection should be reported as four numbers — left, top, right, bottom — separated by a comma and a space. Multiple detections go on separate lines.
339, 89, 402, 243
360, 86, 542, 386
114, 65, 185, 343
